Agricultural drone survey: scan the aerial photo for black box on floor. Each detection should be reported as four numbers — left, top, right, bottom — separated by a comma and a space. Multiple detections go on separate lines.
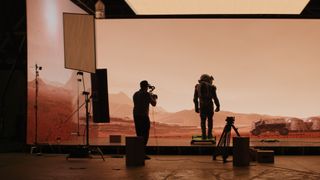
110, 135, 121, 143
249, 148, 258, 161
126, 136, 145, 166
233, 137, 250, 167
257, 150, 274, 163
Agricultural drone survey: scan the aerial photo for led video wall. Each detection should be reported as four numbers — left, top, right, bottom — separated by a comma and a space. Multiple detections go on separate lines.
27, 0, 320, 146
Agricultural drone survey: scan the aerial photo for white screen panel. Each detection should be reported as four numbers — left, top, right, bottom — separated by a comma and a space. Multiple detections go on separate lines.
63, 13, 95, 73
95, 19, 320, 118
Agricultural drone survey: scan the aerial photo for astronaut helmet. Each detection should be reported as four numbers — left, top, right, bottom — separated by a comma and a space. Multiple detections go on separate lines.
199, 74, 214, 83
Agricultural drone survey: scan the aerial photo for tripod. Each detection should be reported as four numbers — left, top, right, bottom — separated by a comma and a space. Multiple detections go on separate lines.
67, 72, 104, 161
213, 116, 240, 163
30, 64, 42, 155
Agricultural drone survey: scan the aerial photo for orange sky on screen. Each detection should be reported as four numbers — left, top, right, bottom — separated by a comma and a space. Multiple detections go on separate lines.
27, 0, 320, 118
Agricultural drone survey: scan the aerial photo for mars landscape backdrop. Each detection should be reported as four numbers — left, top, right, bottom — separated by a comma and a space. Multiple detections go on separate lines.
27, 78, 320, 145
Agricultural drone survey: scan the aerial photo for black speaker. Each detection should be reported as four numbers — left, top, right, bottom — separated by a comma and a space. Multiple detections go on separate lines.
90, 69, 110, 123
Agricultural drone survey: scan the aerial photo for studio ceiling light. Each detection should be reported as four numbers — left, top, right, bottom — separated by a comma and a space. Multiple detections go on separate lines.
125, 0, 310, 15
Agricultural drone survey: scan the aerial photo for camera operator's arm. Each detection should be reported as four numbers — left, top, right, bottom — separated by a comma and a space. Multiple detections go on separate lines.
193, 85, 199, 113
149, 93, 157, 107
212, 86, 220, 112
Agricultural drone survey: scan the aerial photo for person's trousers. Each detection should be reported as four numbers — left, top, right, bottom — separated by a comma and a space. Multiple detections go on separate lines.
200, 110, 213, 136
133, 114, 150, 145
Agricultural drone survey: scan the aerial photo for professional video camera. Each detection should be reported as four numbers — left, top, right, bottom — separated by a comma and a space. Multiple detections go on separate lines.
148, 85, 158, 99
225, 116, 235, 126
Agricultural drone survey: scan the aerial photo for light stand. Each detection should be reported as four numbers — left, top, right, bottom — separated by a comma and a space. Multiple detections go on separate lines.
76, 73, 82, 136
213, 116, 240, 163
83, 91, 90, 147
30, 64, 42, 155
67, 72, 104, 161
68, 72, 84, 137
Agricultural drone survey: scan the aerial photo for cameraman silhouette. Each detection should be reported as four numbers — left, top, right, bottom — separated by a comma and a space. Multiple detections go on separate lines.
193, 74, 220, 139
133, 80, 157, 160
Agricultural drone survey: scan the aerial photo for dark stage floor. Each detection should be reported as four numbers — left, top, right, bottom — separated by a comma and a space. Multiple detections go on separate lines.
0, 153, 319, 180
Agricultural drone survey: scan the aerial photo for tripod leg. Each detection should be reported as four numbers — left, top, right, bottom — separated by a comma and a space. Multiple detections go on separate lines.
223, 132, 231, 163
232, 125, 241, 136
87, 146, 105, 161
213, 129, 226, 160
222, 132, 229, 163
217, 126, 228, 147
215, 128, 229, 161
96, 147, 105, 161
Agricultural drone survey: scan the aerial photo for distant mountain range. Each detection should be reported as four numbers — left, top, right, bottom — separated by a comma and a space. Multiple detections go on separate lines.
109, 92, 168, 120
26, 79, 320, 142
29, 78, 319, 131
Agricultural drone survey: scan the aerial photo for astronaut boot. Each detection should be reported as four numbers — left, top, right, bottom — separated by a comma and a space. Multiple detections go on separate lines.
207, 129, 213, 139
201, 129, 207, 139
